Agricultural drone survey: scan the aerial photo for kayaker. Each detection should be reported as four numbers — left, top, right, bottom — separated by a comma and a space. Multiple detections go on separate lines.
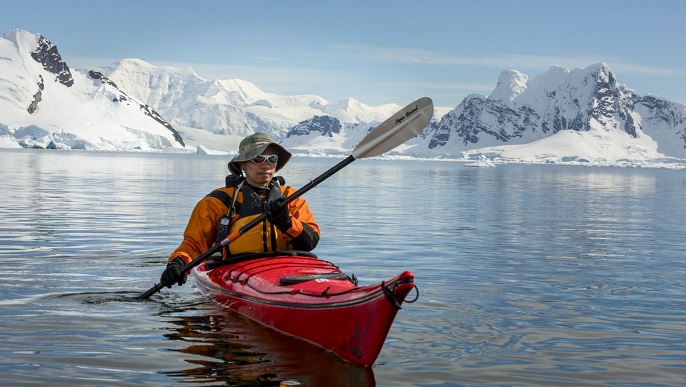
159, 132, 320, 288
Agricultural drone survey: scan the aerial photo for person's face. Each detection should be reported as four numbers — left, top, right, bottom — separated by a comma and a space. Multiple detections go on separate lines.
241, 150, 278, 188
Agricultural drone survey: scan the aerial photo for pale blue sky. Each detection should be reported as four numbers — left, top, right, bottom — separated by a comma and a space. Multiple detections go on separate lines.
3, 0, 685, 107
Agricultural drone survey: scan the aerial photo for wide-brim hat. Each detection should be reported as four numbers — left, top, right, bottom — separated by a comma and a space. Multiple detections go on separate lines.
228, 132, 292, 175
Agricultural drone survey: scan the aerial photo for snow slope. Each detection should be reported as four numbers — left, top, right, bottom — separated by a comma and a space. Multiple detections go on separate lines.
0, 30, 185, 151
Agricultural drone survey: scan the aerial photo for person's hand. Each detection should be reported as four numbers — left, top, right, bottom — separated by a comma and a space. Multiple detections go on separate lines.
269, 197, 291, 232
160, 257, 187, 288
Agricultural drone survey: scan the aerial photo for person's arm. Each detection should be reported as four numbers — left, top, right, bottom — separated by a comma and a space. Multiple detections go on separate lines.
168, 196, 228, 264
278, 186, 320, 251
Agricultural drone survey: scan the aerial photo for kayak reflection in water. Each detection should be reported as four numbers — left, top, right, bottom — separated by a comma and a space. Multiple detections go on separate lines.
159, 132, 320, 287
163, 313, 376, 386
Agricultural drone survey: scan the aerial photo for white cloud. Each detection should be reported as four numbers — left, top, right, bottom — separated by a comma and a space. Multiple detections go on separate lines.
333, 44, 685, 78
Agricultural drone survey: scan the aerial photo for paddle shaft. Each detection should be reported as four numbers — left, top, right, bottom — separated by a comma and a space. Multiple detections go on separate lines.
137, 155, 356, 299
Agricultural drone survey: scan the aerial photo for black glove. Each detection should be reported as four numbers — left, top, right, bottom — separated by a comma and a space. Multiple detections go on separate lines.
160, 257, 187, 288
269, 197, 291, 232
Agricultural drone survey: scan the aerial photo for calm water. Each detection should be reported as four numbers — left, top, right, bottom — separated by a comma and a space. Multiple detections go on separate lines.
1, 149, 685, 386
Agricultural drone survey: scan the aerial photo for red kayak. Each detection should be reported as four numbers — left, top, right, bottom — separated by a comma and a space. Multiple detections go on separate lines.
192, 251, 416, 367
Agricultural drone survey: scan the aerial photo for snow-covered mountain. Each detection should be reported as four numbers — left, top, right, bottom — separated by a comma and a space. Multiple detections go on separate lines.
413, 64, 686, 163
98, 58, 411, 154
2, 29, 685, 167
0, 30, 184, 150
97, 49, 686, 165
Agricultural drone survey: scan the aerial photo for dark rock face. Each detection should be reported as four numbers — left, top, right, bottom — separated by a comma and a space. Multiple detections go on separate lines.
288, 115, 343, 137
27, 89, 42, 114
139, 102, 185, 146
27, 75, 45, 114
429, 95, 529, 148
30, 35, 74, 87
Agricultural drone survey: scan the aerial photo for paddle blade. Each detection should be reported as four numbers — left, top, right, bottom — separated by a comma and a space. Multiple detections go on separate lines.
352, 97, 434, 159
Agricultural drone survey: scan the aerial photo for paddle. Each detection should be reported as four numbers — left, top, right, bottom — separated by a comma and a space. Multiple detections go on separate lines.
138, 96, 434, 300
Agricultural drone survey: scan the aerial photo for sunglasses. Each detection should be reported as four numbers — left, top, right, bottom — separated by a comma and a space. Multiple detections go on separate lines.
250, 154, 278, 165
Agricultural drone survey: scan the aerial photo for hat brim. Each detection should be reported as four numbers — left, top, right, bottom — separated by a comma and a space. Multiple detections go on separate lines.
228, 142, 292, 175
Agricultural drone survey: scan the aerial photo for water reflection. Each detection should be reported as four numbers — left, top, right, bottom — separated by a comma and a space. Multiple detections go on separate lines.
163, 308, 376, 386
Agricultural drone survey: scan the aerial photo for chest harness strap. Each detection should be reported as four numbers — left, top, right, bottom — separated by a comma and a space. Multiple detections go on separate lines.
207, 176, 285, 255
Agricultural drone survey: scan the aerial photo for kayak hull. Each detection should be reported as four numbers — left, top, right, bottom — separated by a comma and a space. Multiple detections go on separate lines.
192, 252, 415, 367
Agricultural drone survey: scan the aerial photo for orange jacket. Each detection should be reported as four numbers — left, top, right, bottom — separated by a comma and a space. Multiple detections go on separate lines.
169, 179, 319, 265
